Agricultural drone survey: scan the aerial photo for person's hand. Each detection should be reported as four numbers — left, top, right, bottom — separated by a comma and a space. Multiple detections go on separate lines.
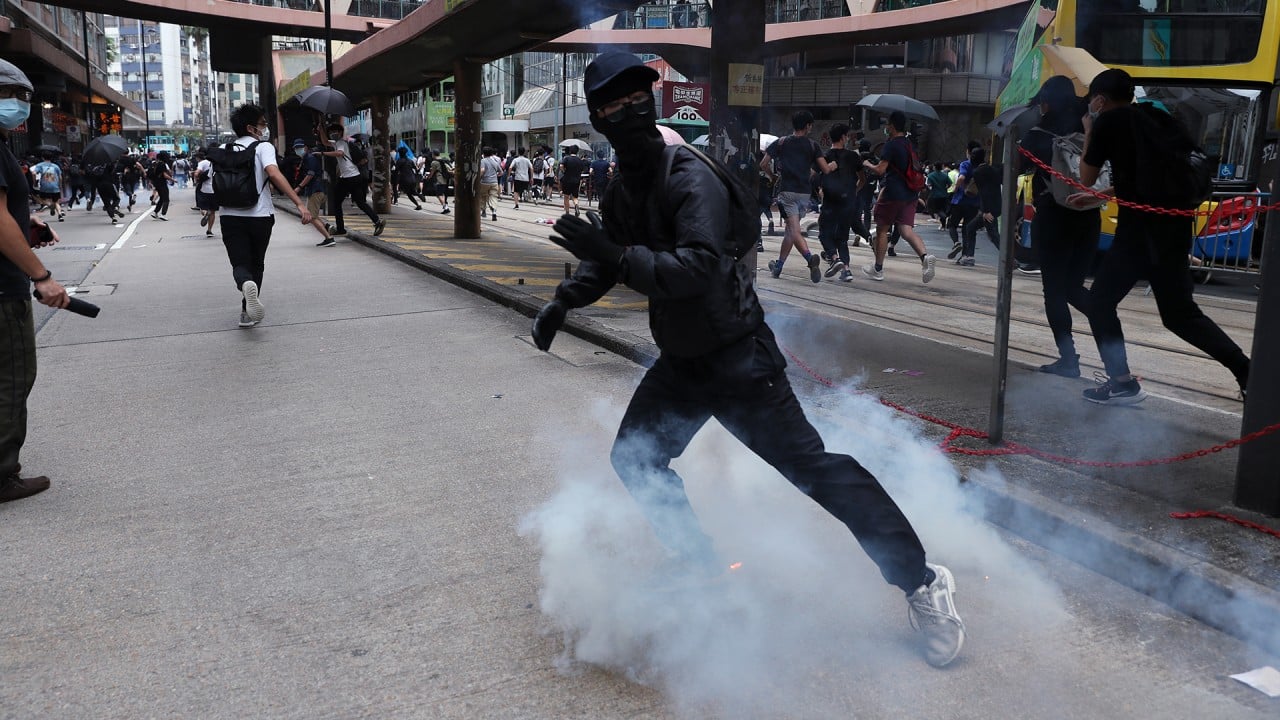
550, 211, 621, 266
531, 299, 567, 351
298, 205, 313, 225
1065, 192, 1093, 208
982, 212, 994, 222
29, 219, 59, 248
33, 277, 69, 309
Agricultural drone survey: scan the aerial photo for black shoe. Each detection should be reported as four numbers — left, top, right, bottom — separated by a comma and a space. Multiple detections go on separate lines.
491, 213, 497, 221
330, 228, 347, 236
441, 207, 450, 215
1039, 355, 1081, 378
946, 242, 963, 260
1083, 377, 1147, 405
373, 219, 387, 236
200, 214, 209, 228
1017, 263, 1042, 275
807, 254, 822, 283
0, 474, 50, 503
316, 237, 336, 247
887, 245, 898, 257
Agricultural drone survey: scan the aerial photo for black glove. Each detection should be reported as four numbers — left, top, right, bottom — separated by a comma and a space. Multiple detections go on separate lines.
550, 211, 622, 267
532, 299, 567, 352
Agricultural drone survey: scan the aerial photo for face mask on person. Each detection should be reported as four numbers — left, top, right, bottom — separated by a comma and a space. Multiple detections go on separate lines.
0, 99, 30, 130
295, 148, 306, 157
329, 131, 341, 141
257, 125, 271, 142
588, 94, 657, 149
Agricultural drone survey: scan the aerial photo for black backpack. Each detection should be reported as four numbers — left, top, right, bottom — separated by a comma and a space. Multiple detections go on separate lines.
438, 158, 453, 185
532, 155, 545, 174
656, 144, 760, 261
1130, 103, 1215, 211
205, 140, 266, 209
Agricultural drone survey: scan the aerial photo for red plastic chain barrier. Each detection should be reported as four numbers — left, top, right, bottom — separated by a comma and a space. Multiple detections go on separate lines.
1169, 511, 1280, 540
1016, 144, 1280, 218
779, 344, 1280, 470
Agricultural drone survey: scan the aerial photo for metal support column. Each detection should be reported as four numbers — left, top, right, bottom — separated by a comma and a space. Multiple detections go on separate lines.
1235, 159, 1280, 516
988, 130, 1021, 444
453, 59, 482, 239
709, 0, 765, 264
139, 20, 151, 148
370, 94, 392, 215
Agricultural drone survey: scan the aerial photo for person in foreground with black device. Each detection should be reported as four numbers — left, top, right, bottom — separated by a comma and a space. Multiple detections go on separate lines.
0, 59, 70, 503
1072, 68, 1250, 405
530, 51, 966, 668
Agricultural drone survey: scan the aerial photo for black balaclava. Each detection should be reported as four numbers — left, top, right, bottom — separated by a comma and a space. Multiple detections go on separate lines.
588, 72, 664, 191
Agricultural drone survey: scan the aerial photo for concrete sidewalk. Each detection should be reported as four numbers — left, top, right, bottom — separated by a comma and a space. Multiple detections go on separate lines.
297, 196, 1280, 658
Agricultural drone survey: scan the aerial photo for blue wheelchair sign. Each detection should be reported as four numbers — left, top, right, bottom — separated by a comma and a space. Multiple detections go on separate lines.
1219, 163, 1237, 179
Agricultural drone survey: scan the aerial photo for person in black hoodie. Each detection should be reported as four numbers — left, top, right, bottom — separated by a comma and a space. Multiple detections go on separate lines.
1020, 75, 1100, 377
956, 147, 1001, 266
531, 51, 966, 668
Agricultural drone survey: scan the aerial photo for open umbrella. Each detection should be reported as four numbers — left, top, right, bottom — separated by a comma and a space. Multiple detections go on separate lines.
33, 144, 63, 156
656, 126, 685, 146
81, 135, 130, 165
855, 93, 939, 122
691, 134, 710, 147
759, 133, 779, 152
296, 86, 355, 117
559, 138, 591, 151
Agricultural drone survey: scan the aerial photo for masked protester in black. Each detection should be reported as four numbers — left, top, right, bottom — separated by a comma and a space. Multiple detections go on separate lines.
533, 51, 966, 669
1021, 75, 1101, 378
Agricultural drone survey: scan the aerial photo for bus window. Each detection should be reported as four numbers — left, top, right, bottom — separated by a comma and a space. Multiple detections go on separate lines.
1136, 85, 1263, 183
1076, 0, 1267, 66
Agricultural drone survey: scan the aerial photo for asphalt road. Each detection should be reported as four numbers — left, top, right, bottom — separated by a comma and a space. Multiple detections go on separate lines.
1, 186, 1275, 719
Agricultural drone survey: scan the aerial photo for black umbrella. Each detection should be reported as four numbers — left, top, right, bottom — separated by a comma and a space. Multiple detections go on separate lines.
81, 134, 130, 165
296, 86, 355, 117
33, 144, 63, 156
855, 93, 940, 122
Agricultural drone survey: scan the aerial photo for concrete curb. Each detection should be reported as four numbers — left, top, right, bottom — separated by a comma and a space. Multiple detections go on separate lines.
963, 470, 1280, 658
282, 202, 1280, 657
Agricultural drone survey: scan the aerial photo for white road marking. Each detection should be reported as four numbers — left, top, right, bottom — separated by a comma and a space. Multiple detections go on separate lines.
110, 211, 150, 251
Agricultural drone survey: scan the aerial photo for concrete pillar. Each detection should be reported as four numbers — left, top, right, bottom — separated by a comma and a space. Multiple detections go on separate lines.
370, 94, 392, 214
453, 59, 482, 239
709, 0, 765, 260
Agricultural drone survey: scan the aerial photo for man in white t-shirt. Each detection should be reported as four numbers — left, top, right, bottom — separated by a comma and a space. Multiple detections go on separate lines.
316, 120, 384, 236
508, 147, 533, 209
216, 103, 313, 328
194, 150, 218, 237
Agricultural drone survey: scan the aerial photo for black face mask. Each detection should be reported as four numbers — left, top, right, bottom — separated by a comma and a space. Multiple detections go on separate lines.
590, 99, 661, 180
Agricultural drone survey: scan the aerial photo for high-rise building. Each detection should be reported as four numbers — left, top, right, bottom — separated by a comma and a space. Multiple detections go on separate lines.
102, 17, 224, 145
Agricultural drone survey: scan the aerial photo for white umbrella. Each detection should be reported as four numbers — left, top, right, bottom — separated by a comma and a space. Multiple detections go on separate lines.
692, 134, 710, 146
759, 133, 779, 152
559, 138, 591, 151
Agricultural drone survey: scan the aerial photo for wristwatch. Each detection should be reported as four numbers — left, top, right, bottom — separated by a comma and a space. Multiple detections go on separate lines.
30, 269, 51, 282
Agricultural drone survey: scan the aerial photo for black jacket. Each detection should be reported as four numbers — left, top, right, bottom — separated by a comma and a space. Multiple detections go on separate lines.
552, 146, 764, 358
970, 162, 1004, 217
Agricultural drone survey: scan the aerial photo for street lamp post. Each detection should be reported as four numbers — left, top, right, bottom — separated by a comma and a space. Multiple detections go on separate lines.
82, 11, 94, 140
138, 19, 152, 150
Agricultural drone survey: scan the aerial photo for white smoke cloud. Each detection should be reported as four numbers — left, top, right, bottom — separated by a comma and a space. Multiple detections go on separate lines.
520, 375, 1070, 716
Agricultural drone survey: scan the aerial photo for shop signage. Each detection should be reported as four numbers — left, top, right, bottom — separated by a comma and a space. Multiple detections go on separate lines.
726, 64, 763, 107
661, 82, 709, 123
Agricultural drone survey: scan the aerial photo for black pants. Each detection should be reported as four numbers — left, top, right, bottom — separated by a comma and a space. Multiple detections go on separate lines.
1086, 211, 1250, 385
153, 181, 170, 216
331, 176, 379, 231
856, 186, 875, 233
610, 326, 928, 594
961, 211, 1000, 257
818, 198, 870, 266
220, 215, 274, 311
94, 181, 118, 218
947, 203, 978, 246
0, 300, 36, 479
396, 180, 423, 207
1034, 199, 1099, 359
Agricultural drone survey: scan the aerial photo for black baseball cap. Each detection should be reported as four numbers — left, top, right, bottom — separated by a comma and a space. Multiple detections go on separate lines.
584, 52, 660, 110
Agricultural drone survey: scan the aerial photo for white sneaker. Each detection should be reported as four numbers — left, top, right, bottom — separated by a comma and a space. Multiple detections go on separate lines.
907, 563, 966, 668
242, 281, 265, 323
861, 264, 884, 282
237, 311, 258, 328
921, 254, 937, 284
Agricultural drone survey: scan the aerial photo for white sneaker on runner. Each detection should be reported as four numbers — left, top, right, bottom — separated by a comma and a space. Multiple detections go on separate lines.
242, 281, 265, 323
907, 563, 965, 668
921, 254, 937, 284
861, 264, 884, 282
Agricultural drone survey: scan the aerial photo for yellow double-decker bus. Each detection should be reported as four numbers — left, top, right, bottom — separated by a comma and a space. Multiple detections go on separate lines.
1065, 0, 1278, 191
1010, 1, 1277, 270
